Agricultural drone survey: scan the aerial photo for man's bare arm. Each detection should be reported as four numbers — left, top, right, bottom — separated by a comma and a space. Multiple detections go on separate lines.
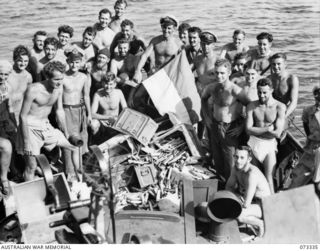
243, 173, 257, 208
55, 88, 69, 138
119, 90, 127, 110
83, 75, 92, 123
133, 41, 154, 83
270, 102, 286, 138
246, 102, 273, 136
285, 75, 299, 117
234, 84, 250, 106
19, 86, 36, 154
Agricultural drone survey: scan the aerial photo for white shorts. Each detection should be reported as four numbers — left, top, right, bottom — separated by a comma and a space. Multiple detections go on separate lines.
248, 135, 278, 163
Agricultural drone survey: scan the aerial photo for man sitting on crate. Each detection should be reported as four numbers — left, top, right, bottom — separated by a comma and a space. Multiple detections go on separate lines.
90, 72, 127, 145
290, 84, 320, 188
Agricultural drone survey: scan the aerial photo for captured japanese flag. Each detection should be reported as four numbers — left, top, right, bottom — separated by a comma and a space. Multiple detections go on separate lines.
143, 50, 201, 125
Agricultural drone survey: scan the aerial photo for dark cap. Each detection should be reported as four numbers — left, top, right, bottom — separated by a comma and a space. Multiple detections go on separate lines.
200, 32, 217, 44
160, 15, 178, 27
65, 49, 83, 62
98, 48, 110, 58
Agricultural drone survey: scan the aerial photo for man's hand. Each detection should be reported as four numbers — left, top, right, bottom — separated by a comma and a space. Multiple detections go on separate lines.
87, 115, 92, 125
133, 71, 142, 84
23, 143, 33, 156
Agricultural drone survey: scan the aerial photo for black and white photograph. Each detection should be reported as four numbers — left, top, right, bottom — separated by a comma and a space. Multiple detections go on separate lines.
0, 0, 319, 247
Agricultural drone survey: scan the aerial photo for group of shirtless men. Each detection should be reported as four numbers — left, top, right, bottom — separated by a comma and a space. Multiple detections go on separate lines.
1, 0, 317, 237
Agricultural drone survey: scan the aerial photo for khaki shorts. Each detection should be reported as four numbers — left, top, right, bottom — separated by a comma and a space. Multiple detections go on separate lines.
17, 120, 69, 155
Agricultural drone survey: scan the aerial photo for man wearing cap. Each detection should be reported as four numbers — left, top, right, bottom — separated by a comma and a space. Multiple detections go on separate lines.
202, 59, 249, 180
133, 15, 183, 83
193, 31, 218, 95
290, 85, 320, 188
93, 8, 116, 50
62, 51, 92, 180
86, 48, 110, 100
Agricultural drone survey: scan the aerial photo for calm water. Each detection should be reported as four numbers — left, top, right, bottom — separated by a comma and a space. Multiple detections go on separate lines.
0, 0, 319, 142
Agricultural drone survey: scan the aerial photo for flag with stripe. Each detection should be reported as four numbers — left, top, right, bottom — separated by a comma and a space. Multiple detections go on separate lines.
142, 50, 201, 125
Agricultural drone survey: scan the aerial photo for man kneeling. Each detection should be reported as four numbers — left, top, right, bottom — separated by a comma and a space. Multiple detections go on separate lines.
90, 72, 127, 144
226, 146, 271, 237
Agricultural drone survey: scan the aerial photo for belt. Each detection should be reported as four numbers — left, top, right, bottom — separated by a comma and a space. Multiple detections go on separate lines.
63, 103, 84, 108
212, 117, 243, 127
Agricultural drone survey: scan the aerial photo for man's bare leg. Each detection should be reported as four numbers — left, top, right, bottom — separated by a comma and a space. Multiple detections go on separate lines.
58, 140, 80, 179
0, 138, 12, 195
24, 155, 37, 181
264, 152, 276, 194
238, 204, 264, 237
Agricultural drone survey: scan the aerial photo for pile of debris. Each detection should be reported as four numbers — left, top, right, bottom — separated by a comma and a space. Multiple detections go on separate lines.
84, 108, 217, 214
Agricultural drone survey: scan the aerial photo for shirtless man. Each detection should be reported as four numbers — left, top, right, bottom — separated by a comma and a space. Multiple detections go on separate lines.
87, 48, 110, 100
241, 68, 260, 102
73, 27, 99, 63
220, 29, 249, 64
268, 53, 299, 118
246, 78, 286, 193
133, 15, 182, 83
185, 26, 202, 66
56, 25, 74, 59
8, 45, 33, 125
110, 39, 140, 98
193, 31, 218, 95
226, 145, 271, 237
30, 30, 47, 62
62, 51, 92, 179
33, 37, 67, 81
178, 22, 191, 46
19, 61, 79, 181
109, 19, 146, 59
93, 9, 116, 50
230, 52, 248, 85
247, 32, 274, 76
202, 59, 249, 180
109, 0, 128, 33
90, 72, 127, 143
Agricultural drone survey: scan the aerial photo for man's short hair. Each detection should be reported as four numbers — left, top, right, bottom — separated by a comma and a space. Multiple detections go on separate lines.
257, 78, 273, 88
129, 40, 145, 55
102, 72, 116, 83
270, 52, 287, 62
43, 61, 66, 78
114, 0, 127, 8
33, 30, 47, 39
117, 38, 130, 46
121, 19, 134, 29
83, 26, 96, 37
236, 145, 252, 158
215, 59, 231, 72
178, 23, 191, 33
44, 37, 59, 49
58, 25, 74, 38
99, 8, 112, 17
13, 45, 30, 62
233, 29, 246, 37
234, 52, 247, 62
188, 26, 202, 37
256, 32, 273, 42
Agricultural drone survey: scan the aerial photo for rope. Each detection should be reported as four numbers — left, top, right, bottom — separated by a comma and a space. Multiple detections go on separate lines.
288, 116, 306, 138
